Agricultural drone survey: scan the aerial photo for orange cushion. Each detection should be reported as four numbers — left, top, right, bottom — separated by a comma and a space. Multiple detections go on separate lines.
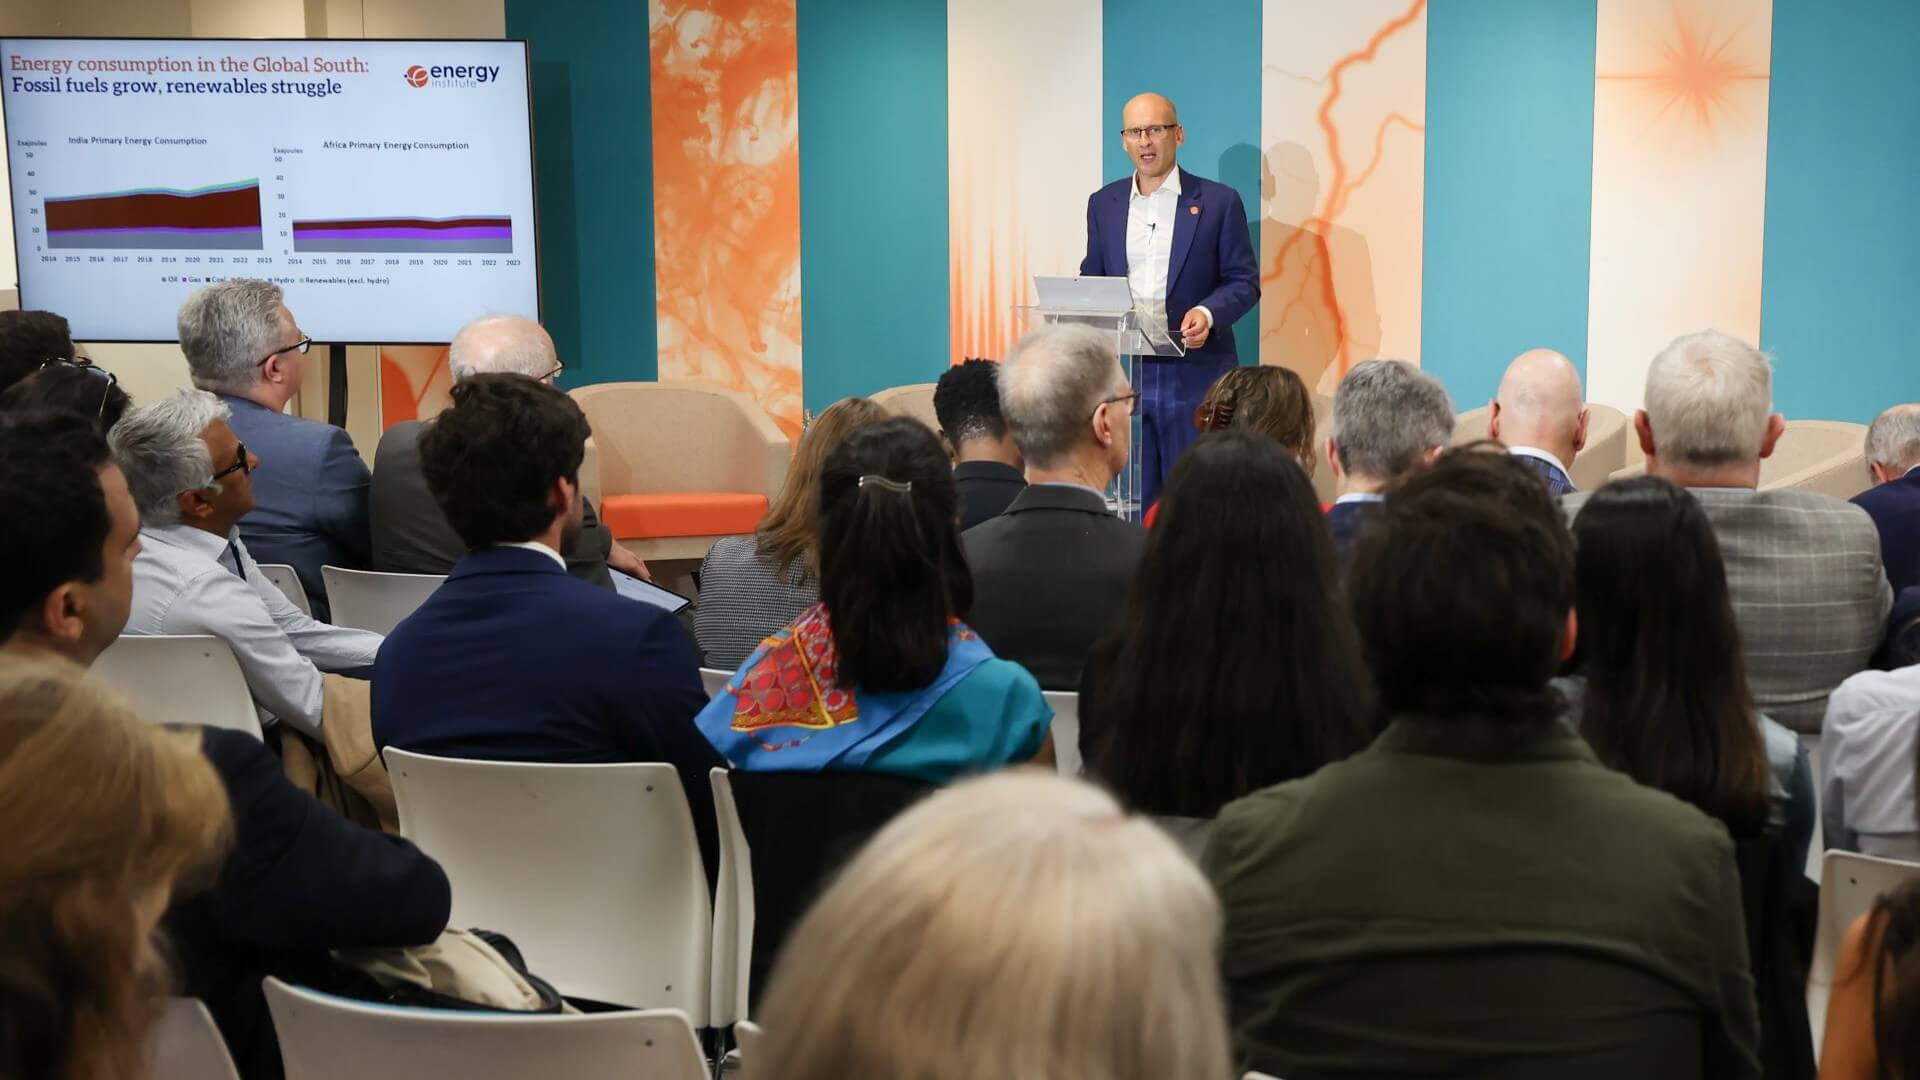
600, 492, 769, 540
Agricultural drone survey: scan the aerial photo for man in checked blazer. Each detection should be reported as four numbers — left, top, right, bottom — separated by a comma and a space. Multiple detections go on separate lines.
1565, 330, 1891, 733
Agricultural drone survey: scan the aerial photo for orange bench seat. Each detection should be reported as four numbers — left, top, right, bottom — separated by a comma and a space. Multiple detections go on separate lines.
600, 492, 769, 540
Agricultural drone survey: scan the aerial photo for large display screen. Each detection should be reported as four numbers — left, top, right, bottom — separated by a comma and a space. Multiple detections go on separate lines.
1, 37, 539, 343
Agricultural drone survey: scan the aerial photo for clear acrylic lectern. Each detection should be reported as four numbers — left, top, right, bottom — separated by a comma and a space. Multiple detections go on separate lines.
1015, 279, 1184, 521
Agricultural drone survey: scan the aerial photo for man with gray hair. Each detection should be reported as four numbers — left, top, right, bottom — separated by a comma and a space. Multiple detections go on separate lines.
1852, 403, 1920, 593
1325, 360, 1454, 557
178, 279, 370, 620
113, 388, 383, 736
1486, 348, 1587, 496
961, 324, 1148, 690
368, 314, 648, 588
1569, 329, 1891, 733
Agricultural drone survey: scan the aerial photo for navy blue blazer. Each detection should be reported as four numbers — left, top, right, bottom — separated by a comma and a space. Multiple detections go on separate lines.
1853, 470, 1920, 594
1326, 498, 1380, 560
219, 394, 372, 621
1079, 167, 1261, 360
166, 727, 450, 1078
372, 546, 723, 874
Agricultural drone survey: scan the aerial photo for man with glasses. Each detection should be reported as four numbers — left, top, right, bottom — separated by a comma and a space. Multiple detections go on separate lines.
961, 324, 1148, 690
178, 279, 370, 620
1079, 92, 1260, 509
112, 388, 382, 737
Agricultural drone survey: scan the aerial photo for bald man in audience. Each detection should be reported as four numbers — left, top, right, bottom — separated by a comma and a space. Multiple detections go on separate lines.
1487, 349, 1588, 496
370, 314, 648, 588
1853, 403, 1920, 594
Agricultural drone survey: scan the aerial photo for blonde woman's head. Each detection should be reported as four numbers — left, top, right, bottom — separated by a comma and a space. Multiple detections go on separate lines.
752, 769, 1232, 1080
0, 656, 230, 1080
755, 396, 891, 582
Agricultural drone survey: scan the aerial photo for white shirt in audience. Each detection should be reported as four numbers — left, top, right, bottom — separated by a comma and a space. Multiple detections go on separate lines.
125, 523, 383, 736
1822, 664, 1920, 859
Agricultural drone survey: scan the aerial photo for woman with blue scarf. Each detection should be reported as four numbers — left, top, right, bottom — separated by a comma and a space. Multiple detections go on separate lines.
698, 417, 1053, 781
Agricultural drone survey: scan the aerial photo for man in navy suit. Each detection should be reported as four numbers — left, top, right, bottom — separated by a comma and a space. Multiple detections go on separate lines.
1325, 360, 1454, 558
1081, 92, 1260, 507
1486, 349, 1588, 497
179, 279, 371, 621
373, 374, 722, 874
1854, 403, 1920, 594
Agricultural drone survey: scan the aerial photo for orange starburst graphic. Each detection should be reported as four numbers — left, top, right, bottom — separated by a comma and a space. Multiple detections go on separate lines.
1599, 3, 1768, 134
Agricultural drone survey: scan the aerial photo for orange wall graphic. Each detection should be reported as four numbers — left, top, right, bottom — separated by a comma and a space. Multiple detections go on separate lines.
1587, 0, 1771, 410
1261, 0, 1427, 395
648, 0, 805, 438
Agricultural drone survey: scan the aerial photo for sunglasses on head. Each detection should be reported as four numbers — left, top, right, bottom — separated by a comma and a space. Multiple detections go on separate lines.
39, 357, 117, 420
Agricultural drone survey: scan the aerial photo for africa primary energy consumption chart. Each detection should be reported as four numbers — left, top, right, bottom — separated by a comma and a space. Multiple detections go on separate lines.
1, 38, 539, 342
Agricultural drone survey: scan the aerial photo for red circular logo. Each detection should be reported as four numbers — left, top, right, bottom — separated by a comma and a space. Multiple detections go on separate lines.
404, 65, 429, 88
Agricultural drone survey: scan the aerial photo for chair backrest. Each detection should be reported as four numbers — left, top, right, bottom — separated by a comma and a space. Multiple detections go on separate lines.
257, 562, 312, 615
709, 768, 756, 1027
1451, 404, 1492, 446
570, 381, 790, 499
1043, 690, 1081, 777
735, 1019, 766, 1071
147, 998, 240, 1080
384, 749, 712, 1017
1809, 850, 1920, 1060
94, 635, 261, 738
1760, 420, 1870, 499
1569, 404, 1631, 491
264, 978, 707, 1080
870, 382, 940, 433
322, 566, 444, 636
700, 667, 733, 698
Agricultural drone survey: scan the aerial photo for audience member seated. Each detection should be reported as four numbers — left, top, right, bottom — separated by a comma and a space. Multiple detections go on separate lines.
1853, 403, 1920, 593
1567, 476, 1815, 1076
699, 416, 1051, 780
1143, 364, 1318, 526
1206, 450, 1760, 1079
1080, 432, 1376, 852
1, 409, 450, 1079
1822, 617, 1920, 860
0, 656, 230, 1080
1324, 359, 1453, 557
934, 358, 1027, 530
1574, 330, 1890, 733
1486, 348, 1588, 495
179, 280, 370, 620
0, 308, 78, 394
694, 395, 887, 669
1820, 878, 1920, 1080
753, 771, 1233, 1080
963, 325, 1146, 690
370, 314, 648, 589
372, 375, 721, 870
113, 389, 382, 736
0, 358, 131, 433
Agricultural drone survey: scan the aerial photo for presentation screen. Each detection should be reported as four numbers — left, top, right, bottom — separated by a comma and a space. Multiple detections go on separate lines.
0, 38, 539, 343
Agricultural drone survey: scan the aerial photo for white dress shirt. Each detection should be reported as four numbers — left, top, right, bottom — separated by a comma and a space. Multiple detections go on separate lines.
1124, 169, 1211, 335
1822, 664, 1920, 858
125, 523, 383, 736
1506, 445, 1571, 479
499, 540, 567, 570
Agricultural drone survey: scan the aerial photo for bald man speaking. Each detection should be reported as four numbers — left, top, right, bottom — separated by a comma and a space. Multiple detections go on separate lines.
1080, 92, 1260, 508
1487, 348, 1589, 496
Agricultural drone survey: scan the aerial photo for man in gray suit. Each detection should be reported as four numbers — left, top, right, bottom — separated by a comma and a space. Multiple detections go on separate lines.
369, 315, 649, 589
1571, 330, 1890, 733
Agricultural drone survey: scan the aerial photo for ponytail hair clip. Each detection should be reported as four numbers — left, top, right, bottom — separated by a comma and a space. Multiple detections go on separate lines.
859, 475, 913, 494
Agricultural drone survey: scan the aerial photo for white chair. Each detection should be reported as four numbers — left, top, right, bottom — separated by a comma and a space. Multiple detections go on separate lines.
1808, 850, 1920, 1060
1043, 690, 1081, 777
700, 667, 733, 698
733, 1019, 765, 1067
264, 977, 706, 1080
93, 635, 261, 739
709, 769, 755, 1029
384, 749, 711, 1017
147, 998, 240, 1080
1244, 1073, 1282, 1080
321, 566, 444, 636
256, 562, 312, 615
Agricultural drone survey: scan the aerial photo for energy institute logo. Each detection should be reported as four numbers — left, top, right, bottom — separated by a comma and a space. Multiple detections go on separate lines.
404, 64, 429, 88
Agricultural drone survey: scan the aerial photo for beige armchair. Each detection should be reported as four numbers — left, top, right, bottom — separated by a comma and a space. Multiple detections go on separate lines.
1607, 419, 1871, 499
569, 381, 792, 562
871, 382, 940, 433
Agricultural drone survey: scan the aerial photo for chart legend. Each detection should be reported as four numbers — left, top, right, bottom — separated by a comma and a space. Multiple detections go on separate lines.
290, 214, 513, 254
44, 179, 264, 250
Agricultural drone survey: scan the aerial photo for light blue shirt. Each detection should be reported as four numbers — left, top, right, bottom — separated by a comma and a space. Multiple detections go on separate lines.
126, 523, 383, 735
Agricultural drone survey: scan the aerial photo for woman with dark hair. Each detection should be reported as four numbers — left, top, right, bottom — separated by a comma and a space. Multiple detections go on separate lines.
0, 359, 131, 433
697, 417, 1051, 780
1080, 432, 1376, 831
1822, 878, 1920, 1080
1144, 365, 1319, 526
1569, 476, 1813, 861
